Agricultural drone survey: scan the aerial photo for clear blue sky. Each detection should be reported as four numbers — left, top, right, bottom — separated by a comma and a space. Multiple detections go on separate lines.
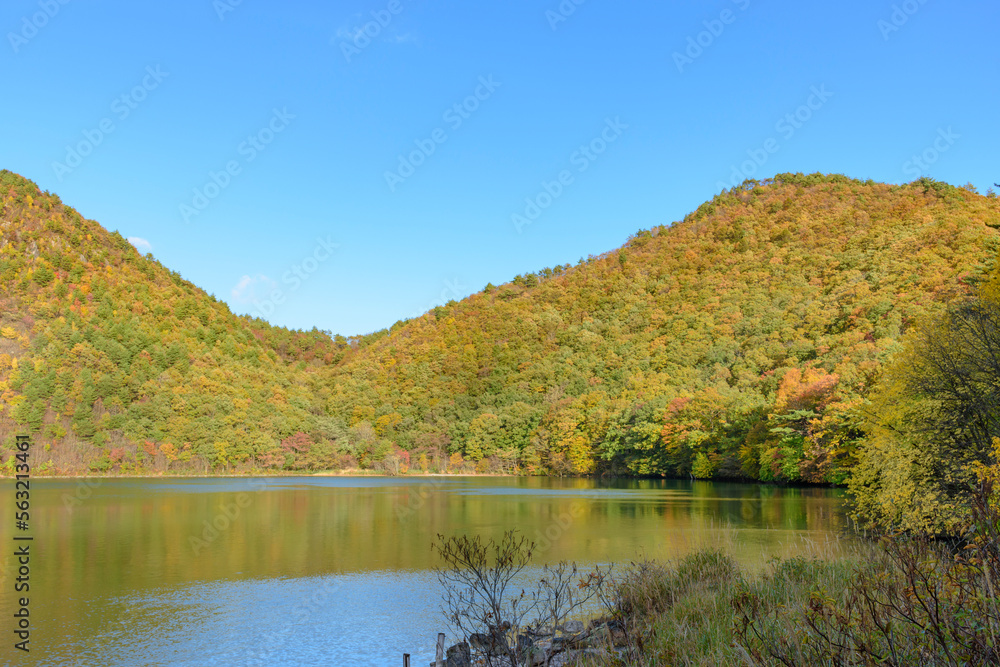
2, 0, 997, 336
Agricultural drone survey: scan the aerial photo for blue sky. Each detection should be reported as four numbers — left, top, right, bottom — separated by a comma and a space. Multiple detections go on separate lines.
2, 0, 997, 336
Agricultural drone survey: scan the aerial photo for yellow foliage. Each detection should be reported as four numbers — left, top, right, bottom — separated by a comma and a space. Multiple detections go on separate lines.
970, 437, 1000, 495
564, 434, 594, 474
351, 405, 375, 426
374, 412, 402, 436
159, 443, 177, 461
4, 170, 998, 481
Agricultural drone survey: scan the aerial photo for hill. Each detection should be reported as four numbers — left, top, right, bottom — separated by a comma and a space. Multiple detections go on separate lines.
2, 171, 998, 479
0, 169, 355, 473
321, 174, 1000, 481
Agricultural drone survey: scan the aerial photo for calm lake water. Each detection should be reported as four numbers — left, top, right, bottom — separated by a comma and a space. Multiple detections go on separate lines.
0, 476, 851, 666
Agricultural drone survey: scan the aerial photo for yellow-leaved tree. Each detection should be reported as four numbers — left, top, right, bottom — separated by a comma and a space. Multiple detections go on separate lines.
852, 252, 1000, 533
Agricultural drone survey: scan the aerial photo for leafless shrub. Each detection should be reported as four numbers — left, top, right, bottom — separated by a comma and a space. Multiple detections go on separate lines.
434, 530, 613, 666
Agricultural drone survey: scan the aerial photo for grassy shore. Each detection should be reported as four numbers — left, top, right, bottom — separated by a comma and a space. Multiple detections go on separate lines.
580, 548, 862, 666
577, 508, 999, 666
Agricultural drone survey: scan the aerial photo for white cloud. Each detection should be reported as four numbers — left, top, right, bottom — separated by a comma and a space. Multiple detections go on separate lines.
127, 237, 152, 252
231, 274, 277, 304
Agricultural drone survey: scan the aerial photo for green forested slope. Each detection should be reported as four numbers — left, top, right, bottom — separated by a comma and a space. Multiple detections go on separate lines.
0, 170, 355, 473
2, 170, 998, 479
322, 175, 1000, 481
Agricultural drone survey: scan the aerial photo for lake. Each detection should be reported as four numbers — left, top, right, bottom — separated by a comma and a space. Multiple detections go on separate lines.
0, 476, 851, 666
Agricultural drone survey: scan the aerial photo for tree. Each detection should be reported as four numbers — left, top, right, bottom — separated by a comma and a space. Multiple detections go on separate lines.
853, 290, 1000, 532
691, 452, 715, 479
433, 530, 611, 666
32, 265, 54, 286
466, 413, 502, 461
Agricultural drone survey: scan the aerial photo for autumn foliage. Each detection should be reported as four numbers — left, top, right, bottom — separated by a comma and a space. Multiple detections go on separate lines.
2, 170, 999, 482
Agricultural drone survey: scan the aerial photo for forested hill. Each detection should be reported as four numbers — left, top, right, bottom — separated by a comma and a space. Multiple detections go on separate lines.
0, 169, 354, 473
321, 174, 1000, 481
2, 170, 999, 479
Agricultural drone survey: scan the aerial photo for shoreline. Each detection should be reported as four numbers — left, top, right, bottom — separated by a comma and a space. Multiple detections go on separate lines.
0, 470, 846, 489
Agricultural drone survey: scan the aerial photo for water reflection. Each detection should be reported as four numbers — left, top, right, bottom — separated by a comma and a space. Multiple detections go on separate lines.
0, 476, 851, 665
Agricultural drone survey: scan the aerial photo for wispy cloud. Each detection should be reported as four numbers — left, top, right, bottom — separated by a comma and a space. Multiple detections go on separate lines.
128, 237, 152, 253
231, 274, 277, 304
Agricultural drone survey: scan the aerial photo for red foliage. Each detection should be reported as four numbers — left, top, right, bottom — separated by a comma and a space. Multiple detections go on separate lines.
394, 447, 410, 467
666, 396, 692, 416
259, 449, 286, 469
281, 431, 312, 454
776, 368, 840, 413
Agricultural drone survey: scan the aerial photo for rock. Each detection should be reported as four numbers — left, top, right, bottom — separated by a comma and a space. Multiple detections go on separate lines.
548, 648, 610, 667
469, 632, 506, 656
469, 621, 512, 656
551, 634, 589, 652
445, 641, 470, 667
524, 645, 548, 667
580, 624, 612, 648
558, 620, 585, 634
609, 622, 627, 647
